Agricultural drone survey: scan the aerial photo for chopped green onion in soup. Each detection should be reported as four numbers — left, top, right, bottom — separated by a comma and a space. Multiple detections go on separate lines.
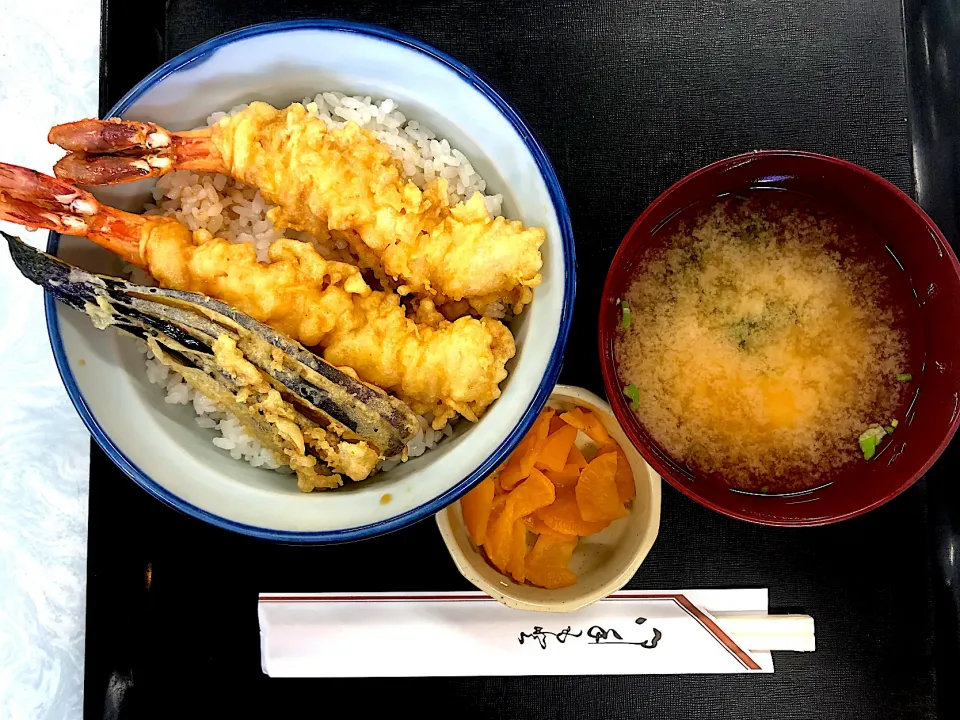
621, 301, 632, 329
623, 383, 640, 410
858, 426, 887, 460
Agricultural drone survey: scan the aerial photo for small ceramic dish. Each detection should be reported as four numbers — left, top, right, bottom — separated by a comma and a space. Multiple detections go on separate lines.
436, 384, 661, 612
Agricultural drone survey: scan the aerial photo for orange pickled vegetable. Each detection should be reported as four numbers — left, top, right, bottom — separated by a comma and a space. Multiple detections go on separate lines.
525, 534, 579, 589
548, 414, 567, 434
461, 477, 495, 546
612, 449, 636, 504
535, 424, 579, 472
523, 513, 578, 539
535, 486, 611, 536
568, 445, 588, 470
560, 407, 611, 445
525, 565, 578, 590
507, 520, 527, 582
576, 452, 627, 522
545, 463, 581, 487
472, 405, 636, 590
506, 469, 556, 519
483, 507, 514, 573
559, 407, 589, 429
483, 469, 555, 572
595, 444, 636, 504
499, 410, 554, 490
526, 532, 578, 567
582, 415, 611, 445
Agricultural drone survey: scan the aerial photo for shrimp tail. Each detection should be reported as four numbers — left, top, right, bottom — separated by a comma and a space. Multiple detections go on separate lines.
0, 161, 146, 265
49, 118, 224, 185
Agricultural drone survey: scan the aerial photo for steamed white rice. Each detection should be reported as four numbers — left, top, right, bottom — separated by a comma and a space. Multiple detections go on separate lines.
140, 91, 492, 475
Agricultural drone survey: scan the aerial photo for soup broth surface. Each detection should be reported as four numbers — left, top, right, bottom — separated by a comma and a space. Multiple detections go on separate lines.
615, 191, 921, 492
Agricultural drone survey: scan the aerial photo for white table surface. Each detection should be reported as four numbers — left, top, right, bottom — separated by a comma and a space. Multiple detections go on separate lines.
0, 1, 99, 718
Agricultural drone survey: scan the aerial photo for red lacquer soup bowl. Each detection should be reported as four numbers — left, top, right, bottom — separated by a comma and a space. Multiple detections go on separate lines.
598, 150, 960, 526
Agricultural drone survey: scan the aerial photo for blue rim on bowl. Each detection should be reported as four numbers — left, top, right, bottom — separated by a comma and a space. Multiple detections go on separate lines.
43, 19, 576, 542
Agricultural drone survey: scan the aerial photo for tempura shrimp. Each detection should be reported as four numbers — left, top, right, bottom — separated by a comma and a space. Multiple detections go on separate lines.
0, 162, 515, 425
49, 102, 545, 314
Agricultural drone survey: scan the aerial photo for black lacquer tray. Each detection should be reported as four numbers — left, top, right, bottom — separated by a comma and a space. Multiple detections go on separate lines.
87, 1, 959, 718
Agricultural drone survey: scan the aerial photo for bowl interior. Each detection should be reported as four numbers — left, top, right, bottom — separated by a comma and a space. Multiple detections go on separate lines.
49, 23, 573, 539
599, 151, 960, 525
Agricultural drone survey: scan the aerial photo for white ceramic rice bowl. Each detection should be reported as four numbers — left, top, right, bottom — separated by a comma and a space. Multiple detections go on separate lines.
45, 20, 575, 541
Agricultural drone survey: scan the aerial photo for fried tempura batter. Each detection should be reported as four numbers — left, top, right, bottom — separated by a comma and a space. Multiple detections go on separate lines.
216, 103, 544, 312
52, 102, 546, 314
139, 216, 515, 425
